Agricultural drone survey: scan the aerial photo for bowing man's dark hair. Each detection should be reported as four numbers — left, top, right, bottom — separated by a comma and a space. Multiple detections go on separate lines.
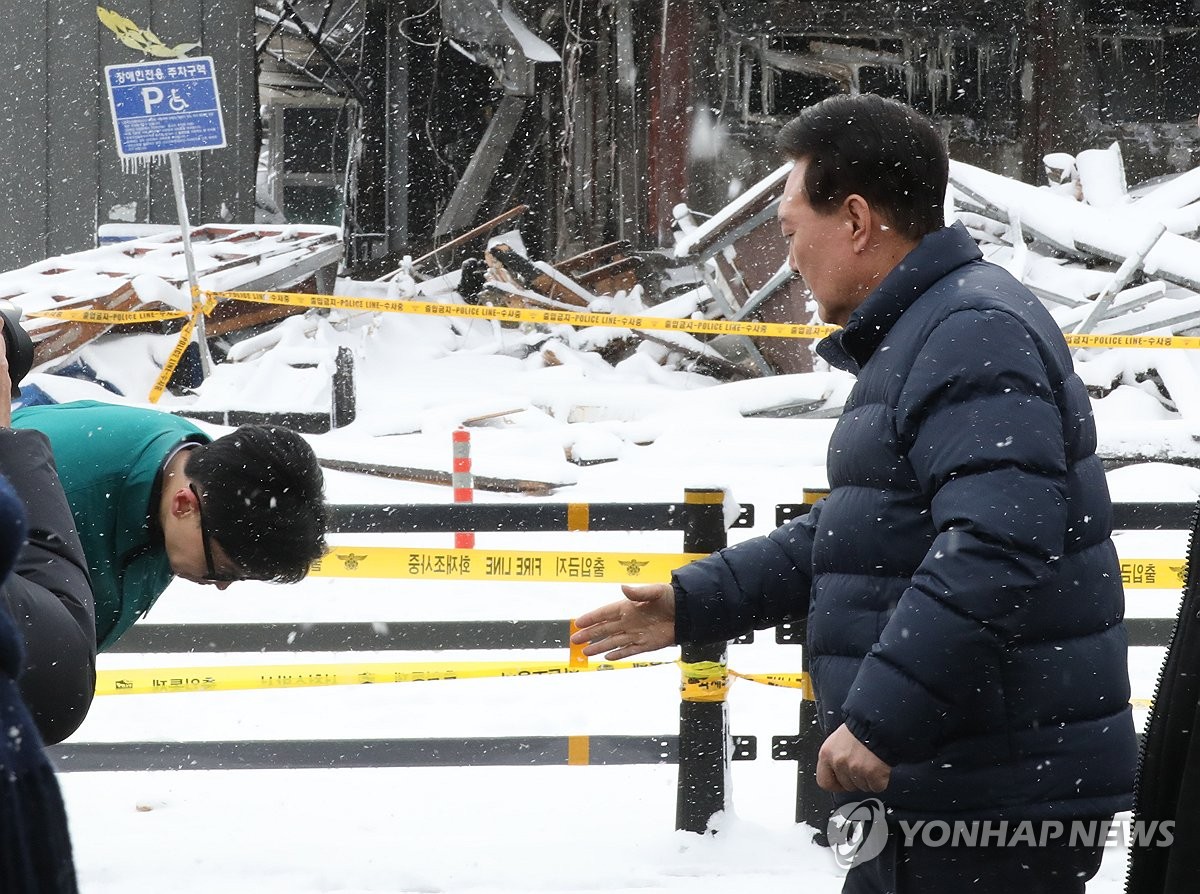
185, 424, 327, 582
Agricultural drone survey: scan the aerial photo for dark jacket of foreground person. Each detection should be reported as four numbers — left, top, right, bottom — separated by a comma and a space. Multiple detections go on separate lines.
1126, 498, 1200, 893
0, 438, 78, 891
674, 222, 1137, 820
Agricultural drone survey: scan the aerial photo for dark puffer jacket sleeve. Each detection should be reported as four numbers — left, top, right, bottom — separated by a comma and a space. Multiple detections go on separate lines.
840, 309, 1069, 766
673, 502, 821, 646
0, 431, 93, 627
0, 429, 97, 744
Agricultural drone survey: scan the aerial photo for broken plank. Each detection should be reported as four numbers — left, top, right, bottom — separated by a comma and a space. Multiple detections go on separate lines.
573, 257, 641, 295
462, 408, 527, 426
673, 162, 793, 262
30, 282, 143, 366
640, 331, 760, 381
486, 245, 591, 308
317, 458, 567, 496
531, 261, 598, 307
483, 282, 590, 313
554, 241, 633, 276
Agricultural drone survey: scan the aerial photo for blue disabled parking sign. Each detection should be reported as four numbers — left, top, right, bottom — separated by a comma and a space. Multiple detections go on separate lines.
104, 56, 226, 158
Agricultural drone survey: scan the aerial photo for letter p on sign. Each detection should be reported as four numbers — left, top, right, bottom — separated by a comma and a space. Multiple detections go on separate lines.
141, 86, 164, 115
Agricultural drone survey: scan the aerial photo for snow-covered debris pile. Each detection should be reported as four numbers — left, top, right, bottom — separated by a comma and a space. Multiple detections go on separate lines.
950, 142, 1200, 454
0, 223, 340, 372
14, 140, 1200, 483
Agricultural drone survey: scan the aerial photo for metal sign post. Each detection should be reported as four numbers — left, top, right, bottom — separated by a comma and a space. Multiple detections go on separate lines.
104, 56, 228, 378
167, 154, 209, 374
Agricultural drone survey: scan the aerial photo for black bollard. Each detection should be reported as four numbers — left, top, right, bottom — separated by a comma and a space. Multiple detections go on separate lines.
676, 487, 729, 833
793, 488, 834, 842
331, 346, 356, 428
795, 635, 834, 843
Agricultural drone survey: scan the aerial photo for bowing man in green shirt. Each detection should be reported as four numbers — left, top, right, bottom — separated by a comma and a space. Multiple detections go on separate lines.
6, 400, 328, 743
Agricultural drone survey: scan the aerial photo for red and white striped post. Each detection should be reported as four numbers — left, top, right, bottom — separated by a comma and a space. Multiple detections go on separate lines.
452, 428, 475, 549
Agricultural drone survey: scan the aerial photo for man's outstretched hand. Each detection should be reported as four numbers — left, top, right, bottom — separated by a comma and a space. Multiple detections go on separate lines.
570, 583, 677, 660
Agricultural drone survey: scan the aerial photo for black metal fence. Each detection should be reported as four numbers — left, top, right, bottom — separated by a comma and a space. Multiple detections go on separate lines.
50, 489, 745, 834
49, 494, 1191, 839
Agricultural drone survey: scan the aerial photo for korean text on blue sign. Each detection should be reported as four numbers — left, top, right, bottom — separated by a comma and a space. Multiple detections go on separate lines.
104, 57, 226, 158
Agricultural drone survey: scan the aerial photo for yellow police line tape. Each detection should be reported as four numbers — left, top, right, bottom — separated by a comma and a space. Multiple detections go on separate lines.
29, 308, 193, 324
27, 289, 1200, 357
214, 290, 1200, 350
679, 660, 813, 703
26, 288, 1200, 403
26, 294, 215, 404
148, 310, 199, 403
95, 659, 669, 696
216, 290, 840, 340
93, 658, 1155, 715
93, 658, 811, 698
311, 547, 706, 583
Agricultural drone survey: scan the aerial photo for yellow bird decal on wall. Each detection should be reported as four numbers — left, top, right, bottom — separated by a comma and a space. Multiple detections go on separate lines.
97, 5, 201, 59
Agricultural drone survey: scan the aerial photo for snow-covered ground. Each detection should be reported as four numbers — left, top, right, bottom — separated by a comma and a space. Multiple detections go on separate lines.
19, 264, 1199, 892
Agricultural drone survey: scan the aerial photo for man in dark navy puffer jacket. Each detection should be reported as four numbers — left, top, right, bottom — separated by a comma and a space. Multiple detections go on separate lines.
573, 94, 1136, 893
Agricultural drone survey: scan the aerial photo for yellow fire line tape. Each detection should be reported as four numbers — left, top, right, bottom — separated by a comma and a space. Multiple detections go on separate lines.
731, 670, 811, 693
1118, 559, 1187, 589
311, 547, 706, 583
95, 658, 670, 696
311, 548, 1182, 588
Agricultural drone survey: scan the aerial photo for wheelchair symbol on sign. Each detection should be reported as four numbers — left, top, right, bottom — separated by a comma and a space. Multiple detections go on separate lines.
168, 89, 189, 112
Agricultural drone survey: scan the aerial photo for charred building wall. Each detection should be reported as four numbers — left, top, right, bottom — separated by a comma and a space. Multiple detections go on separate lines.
379, 0, 1200, 271
6, 1, 1199, 274
697, 1, 1200, 203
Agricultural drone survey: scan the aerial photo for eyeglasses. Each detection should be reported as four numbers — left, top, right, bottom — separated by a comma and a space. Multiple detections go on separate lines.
188, 483, 242, 583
